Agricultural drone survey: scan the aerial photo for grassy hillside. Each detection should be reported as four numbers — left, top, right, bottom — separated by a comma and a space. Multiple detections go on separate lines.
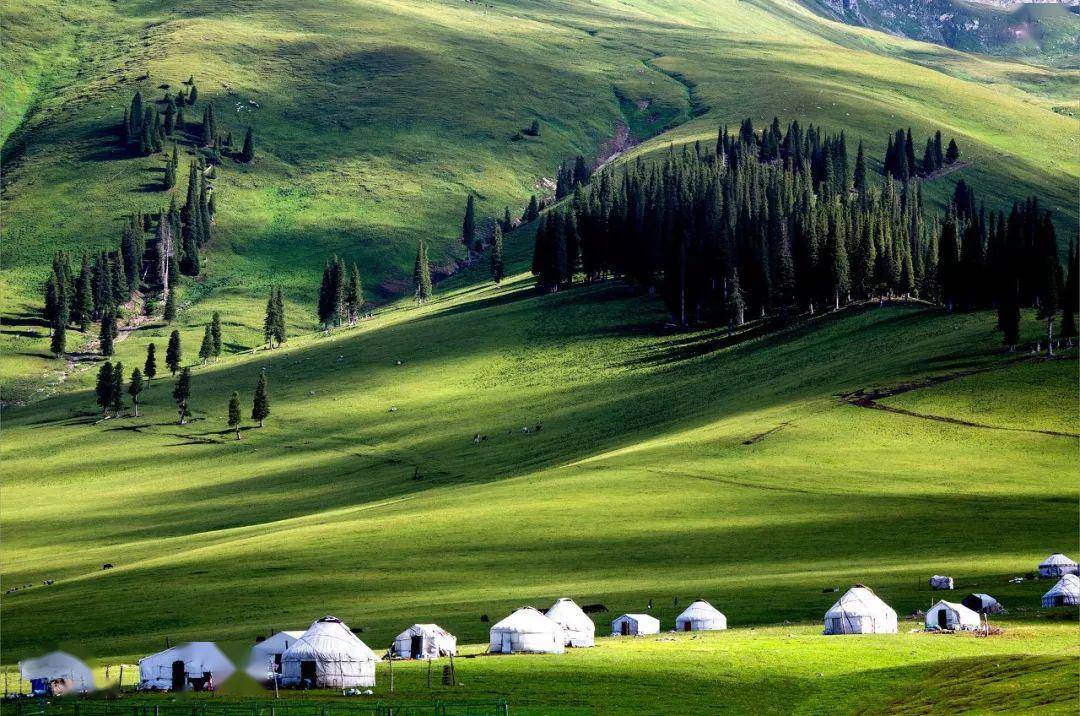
2, 0, 1077, 402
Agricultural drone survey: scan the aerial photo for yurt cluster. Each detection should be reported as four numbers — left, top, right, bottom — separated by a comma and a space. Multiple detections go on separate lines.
14, 554, 1079, 696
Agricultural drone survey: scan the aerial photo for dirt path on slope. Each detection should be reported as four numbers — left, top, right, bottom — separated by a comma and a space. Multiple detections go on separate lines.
839, 361, 1079, 438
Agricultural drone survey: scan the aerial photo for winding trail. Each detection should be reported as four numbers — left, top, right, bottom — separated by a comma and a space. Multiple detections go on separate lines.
840, 362, 1079, 439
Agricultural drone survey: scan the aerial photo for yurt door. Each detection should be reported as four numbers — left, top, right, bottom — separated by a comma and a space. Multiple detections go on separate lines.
683, 621, 692, 632
170, 660, 186, 691
411, 634, 424, 659
621, 621, 630, 635
300, 660, 317, 685
937, 610, 949, 629
500, 633, 512, 653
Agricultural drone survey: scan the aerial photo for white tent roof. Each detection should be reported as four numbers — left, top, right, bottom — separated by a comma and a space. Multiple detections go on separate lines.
246, 631, 305, 678
926, 600, 980, 628
545, 598, 595, 645
284, 616, 376, 663
139, 642, 235, 688
612, 613, 661, 629
396, 623, 453, 639
1044, 574, 1080, 599
19, 652, 95, 691
824, 586, 894, 620
491, 606, 564, 635
676, 600, 725, 622
1040, 553, 1077, 567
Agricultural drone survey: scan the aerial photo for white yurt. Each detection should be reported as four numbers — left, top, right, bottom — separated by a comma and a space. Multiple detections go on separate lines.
139, 642, 235, 691
611, 613, 661, 636
925, 601, 981, 631
545, 598, 596, 647
1041, 574, 1080, 608
391, 624, 457, 659
19, 651, 95, 695
1038, 553, 1078, 578
245, 630, 305, 680
928, 575, 954, 590
488, 607, 566, 654
823, 585, 898, 635
281, 616, 377, 688
675, 600, 727, 632
961, 593, 1003, 614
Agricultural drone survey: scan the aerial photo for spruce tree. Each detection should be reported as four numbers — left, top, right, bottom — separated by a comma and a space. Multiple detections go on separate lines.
240, 127, 254, 163
173, 367, 192, 424
1036, 218, 1060, 355
490, 224, 505, 284
111, 362, 125, 414
166, 329, 182, 375
163, 288, 178, 322
853, 141, 867, 196
272, 288, 286, 345
144, 343, 157, 383
945, 138, 959, 164
462, 195, 476, 253
44, 273, 59, 329
201, 103, 216, 146
128, 368, 144, 417
263, 289, 277, 347
228, 391, 242, 439
998, 276, 1021, 351
188, 83, 198, 105
726, 269, 746, 332
96, 362, 114, 416
252, 373, 270, 427
50, 322, 67, 357
933, 131, 944, 169
210, 311, 222, 357
502, 206, 512, 233
100, 310, 117, 356
413, 241, 432, 303
74, 253, 93, 330
346, 265, 363, 323
1061, 241, 1077, 344
199, 324, 214, 364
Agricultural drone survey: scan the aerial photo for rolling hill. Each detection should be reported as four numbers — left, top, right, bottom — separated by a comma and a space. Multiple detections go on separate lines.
1, 0, 1078, 711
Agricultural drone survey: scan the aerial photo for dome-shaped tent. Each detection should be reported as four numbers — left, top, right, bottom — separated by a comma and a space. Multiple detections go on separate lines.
19, 651, 95, 695
391, 624, 457, 659
925, 600, 980, 631
545, 598, 595, 647
675, 600, 727, 632
139, 642, 234, 691
823, 585, 897, 634
488, 607, 565, 654
611, 613, 660, 636
281, 616, 376, 688
961, 593, 1003, 615
246, 630, 305, 681
1038, 553, 1078, 578
1041, 574, 1080, 608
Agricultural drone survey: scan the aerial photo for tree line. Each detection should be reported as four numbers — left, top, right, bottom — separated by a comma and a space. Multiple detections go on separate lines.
527, 117, 1073, 351
882, 128, 959, 181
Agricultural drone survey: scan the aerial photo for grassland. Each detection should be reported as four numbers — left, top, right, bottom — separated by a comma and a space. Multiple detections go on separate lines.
2, 0, 1078, 401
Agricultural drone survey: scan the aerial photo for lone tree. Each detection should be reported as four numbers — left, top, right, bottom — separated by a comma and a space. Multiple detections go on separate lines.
172, 367, 192, 425
166, 329, 183, 375
95, 362, 114, 417
413, 240, 432, 304
263, 289, 279, 348
462, 195, 476, 253
163, 288, 177, 323
210, 311, 222, 358
239, 127, 255, 163
228, 391, 242, 440
199, 324, 214, 364
144, 343, 158, 383
128, 368, 144, 417
272, 288, 286, 345
490, 224, 505, 284
252, 373, 270, 427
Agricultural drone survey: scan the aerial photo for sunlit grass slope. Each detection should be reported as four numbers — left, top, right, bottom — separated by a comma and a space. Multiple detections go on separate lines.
2, 0, 1077, 400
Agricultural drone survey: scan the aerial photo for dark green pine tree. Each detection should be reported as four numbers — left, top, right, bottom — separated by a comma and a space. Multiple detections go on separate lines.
1035, 217, 1060, 355
210, 311, 222, 358
96, 362, 114, 416
74, 252, 93, 330
44, 272, 60, 329
166, 329, 182, 375
490, 224, 505, 284
128, 368, 144, 417
827, 209, 850, 310
240, 127, 254, 163
317, 261, 334, 328
462, 194, 477, 253
523, 195, 539, 223
144, 342, 157, 384
726, 268, 746, 333
164, 159, 176, 190
111, 362, 125, 415
998, 274, 1021, 351
201, 103, 216, 146
172, 367, 192, 424
1061, 241, 1078, 344
922, 137, 935, 176
945, 138, 959, 164
346, 265, 364, 323
263, 289, 278, 347
933, 131, 944, 169
272, 288, 286, 346
198, 324, 214, 364
163, 100, 176, 135
99, 310, 117, 356
228, 391, 242, 439
130, 92, 144, 134
163, 287, 178, 322
252, 372, 270, 427
413, 241, 432, 303
50, 322, 67, 357
502, 206, 512, 233
852, 141, 867, 197
187, 83, 198, 106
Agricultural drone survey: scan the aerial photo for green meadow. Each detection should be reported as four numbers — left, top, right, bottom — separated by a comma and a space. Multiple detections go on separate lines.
2, 0, 1078, 711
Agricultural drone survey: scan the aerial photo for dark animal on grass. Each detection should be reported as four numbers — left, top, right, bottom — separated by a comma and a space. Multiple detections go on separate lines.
480, 614, 489, 623
581, 604, 608, 614
102, 563, 114, 570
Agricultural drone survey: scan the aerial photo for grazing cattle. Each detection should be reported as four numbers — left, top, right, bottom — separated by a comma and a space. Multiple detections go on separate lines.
480, 614, 489, 623
103, 564, 114, 570
581, 604, 609, 614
